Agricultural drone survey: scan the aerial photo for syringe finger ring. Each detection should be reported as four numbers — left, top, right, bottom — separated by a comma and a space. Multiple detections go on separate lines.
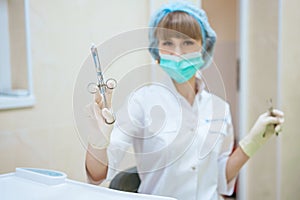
106, 78, 117, 89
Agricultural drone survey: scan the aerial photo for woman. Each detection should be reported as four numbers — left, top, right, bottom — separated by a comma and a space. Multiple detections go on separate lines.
85, 2, 284, 200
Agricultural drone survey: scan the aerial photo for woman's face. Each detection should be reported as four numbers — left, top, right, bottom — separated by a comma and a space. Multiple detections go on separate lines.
158, 37, 202, 56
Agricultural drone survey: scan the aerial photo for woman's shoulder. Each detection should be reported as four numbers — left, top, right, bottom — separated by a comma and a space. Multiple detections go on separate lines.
200, 90, 231, 117
202, 90, 229, 105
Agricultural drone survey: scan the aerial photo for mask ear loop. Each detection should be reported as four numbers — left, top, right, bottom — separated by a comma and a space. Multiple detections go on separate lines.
198, 20, 206, 54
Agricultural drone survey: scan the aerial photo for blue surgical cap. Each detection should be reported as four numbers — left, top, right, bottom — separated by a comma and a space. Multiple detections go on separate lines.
148, 1, 217, 69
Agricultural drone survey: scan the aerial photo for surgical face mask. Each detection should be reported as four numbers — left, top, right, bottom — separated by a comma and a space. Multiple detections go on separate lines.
159, 52, 205, 83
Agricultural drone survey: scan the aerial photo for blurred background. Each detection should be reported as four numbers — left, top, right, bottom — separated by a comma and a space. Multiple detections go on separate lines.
0, 0, 299, 199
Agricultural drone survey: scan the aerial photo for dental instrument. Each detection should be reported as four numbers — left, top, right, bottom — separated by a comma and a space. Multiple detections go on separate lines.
88, 44, 117, 108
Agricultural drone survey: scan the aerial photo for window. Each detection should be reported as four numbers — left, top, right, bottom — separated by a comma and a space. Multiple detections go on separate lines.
0, 0, 35, 110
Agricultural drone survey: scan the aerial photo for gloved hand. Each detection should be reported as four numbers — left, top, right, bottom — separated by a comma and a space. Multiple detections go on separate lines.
239, 109, 284, 157
85, 80, 116, 149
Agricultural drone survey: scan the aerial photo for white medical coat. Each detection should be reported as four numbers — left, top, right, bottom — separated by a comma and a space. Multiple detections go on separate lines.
106, 77, 236, 200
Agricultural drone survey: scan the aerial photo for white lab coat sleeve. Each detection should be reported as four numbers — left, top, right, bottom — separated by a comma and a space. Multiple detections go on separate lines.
106, 90, 145, 181
106, 127, 132, 181
217, 107, 237, 195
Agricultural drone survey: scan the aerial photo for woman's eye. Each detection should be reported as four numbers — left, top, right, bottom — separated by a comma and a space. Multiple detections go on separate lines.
183, 40, 195, 45
162, 41, 173, 46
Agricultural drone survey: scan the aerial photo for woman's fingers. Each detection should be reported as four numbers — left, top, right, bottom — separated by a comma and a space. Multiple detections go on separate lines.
259, 109, 284, 125
271, 109, 284, 117
102, 108, 115, 124
275, 124, 282, 133
94, 81, 115, 110
264, 116, 281, 125
94, 89, 104, 109
107, 79, 117, 89
105, 80, 116, 109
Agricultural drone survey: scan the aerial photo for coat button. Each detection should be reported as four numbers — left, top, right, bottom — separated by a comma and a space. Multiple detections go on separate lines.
191, 166, 196, 171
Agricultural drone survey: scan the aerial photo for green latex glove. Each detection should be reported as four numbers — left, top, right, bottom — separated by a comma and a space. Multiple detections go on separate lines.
239, 109, 284, 157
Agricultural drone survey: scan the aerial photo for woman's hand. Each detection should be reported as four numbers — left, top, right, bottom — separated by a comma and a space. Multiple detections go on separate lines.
85, 80, 116, 149
239, 109, 285, 157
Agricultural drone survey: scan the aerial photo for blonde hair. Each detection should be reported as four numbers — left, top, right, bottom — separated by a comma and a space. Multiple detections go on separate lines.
155, 11, 202, 41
